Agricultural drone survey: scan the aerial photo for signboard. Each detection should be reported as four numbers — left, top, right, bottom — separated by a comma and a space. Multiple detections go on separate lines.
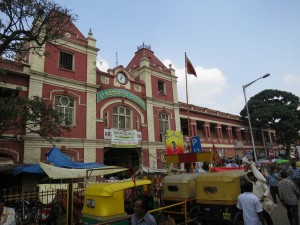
234, 141, 243, 148
235, 150, 244, 157
165, 130, 184, 155
104, 128, 142, 141
97, 89, 146, 110
190, 136, 202, 153
258, 148, 266, 157
111, 128, 138, 148
244, 150, 253, 158
225, 149, 235, 158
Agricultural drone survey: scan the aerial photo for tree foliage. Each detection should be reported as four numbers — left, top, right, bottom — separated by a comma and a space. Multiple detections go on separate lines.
240, 89, 300, 149
0, 0, 77, 60
0, 96, 70, 142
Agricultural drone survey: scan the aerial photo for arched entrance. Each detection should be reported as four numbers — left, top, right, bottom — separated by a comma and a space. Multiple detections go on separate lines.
104, 148, 140, 172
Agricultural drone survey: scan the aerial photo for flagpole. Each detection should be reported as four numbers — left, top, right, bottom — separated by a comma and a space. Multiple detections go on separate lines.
185, 52, 191, 153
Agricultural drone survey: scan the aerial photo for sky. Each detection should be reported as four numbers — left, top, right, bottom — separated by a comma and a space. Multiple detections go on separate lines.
56, 0, 300, 115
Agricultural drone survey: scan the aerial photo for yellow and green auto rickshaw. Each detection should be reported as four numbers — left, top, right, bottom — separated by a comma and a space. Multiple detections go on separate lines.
82, 180, 151, 225
193, 170, 247, 225
161, 173, 204, 223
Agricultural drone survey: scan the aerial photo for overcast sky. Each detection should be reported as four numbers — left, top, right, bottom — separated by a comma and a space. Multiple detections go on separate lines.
57, 0, 300, 115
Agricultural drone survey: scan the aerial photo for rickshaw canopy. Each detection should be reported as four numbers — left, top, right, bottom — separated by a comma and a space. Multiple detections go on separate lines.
196, 170, 246, 204
85, 180, 151, 197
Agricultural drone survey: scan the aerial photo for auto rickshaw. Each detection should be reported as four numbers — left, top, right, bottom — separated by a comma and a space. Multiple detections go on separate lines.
162, 173, 204, 223
82, 180, 151, 225
193, 170, 247, 225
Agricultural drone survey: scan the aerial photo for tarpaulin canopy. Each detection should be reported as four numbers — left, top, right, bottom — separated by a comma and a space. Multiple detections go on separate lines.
39, 162, 127, 179
14, 147, 109, 175
13, 164, 44, 176
46, 147, 106, 169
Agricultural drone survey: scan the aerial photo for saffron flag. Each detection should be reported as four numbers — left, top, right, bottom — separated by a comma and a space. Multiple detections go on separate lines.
212, 144, 221, 163
186, 55, 197, 77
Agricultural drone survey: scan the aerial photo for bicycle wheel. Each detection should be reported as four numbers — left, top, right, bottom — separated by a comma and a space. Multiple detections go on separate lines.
17, 208, 31, 225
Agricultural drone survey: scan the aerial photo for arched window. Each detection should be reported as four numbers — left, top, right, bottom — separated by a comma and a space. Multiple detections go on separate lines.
159, 113, 169, 139
54, 96, 75, 125
113, 106, 131, 129
104, 111, 109, 128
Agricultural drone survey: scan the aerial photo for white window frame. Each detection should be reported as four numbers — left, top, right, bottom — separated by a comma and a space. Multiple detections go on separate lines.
112, 106, 132, 129
54, 95, 75, 126
104, 111, 109, 128
159, 113, 169, 141
136, 116, 140, 131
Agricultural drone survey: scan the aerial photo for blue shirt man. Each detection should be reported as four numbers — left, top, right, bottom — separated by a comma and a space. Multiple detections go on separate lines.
268, 169, 281, 204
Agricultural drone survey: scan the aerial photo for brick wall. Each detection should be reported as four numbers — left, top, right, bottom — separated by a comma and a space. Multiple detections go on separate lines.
44, 43, 88, 82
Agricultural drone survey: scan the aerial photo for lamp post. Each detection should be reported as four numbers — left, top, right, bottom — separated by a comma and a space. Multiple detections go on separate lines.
243, 73, 270, 163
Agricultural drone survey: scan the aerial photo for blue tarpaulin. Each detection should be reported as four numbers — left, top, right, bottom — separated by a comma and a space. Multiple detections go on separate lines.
13, 147, 107, 175
46, 147, 106, 169
13, 164, 44, 176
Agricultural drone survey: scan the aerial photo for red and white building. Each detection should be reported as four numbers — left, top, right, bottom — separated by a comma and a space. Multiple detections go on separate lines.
0, 20, 277, 182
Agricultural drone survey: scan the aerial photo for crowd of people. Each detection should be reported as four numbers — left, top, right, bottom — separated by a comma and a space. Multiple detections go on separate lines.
237, 160, 300, 225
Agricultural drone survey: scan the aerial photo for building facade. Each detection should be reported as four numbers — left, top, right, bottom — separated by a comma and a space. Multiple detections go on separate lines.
0, 21, 277, 178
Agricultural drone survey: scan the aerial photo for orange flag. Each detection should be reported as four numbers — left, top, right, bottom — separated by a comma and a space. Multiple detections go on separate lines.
212, 144, 221, 162
186, 55, 197, 77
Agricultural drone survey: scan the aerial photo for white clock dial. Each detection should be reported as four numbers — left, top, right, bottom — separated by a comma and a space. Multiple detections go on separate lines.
117, 73, 127, 84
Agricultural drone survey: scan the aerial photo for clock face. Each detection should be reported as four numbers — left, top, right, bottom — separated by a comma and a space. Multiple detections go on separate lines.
117, 73, 127, 84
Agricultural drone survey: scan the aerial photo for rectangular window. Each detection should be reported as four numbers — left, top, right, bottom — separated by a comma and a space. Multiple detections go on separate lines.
136, 116, 140, 130
159, 113, 169, 141
158, 80, 165, 94
104, 112, 109, 128
113, 115, 118, 128
59, 51, 73, 70
54, 96, 75, 126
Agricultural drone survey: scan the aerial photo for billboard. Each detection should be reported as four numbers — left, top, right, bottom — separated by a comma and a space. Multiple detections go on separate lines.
165, 130, 184, 155
111, 128, 138, 148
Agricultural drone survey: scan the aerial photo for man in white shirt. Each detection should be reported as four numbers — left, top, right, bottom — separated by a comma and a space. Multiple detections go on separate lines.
237, 181, 265, 225
247, 172, 273, 225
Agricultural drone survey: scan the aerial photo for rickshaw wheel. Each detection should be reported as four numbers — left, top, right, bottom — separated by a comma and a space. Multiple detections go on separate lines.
233, 212, 244, 225
189, 206, 198, 225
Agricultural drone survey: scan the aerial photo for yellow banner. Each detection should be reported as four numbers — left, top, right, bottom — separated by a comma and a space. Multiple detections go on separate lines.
165, 130, 184, 155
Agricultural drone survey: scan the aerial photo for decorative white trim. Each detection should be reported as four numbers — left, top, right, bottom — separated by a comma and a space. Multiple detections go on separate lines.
0, 147, 20, 162
63, 148, 80, 161
46, 89, 85, 106
156, 108, 174, 119
0, 83, 28, 91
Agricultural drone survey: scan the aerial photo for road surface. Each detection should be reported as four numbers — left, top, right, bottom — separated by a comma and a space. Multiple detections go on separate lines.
271, 199, 299, 225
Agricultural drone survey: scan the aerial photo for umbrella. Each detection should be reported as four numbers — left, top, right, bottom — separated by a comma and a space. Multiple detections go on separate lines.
226, 163, 239, 168
275, 159, 289, 164
257, 159, 270, 164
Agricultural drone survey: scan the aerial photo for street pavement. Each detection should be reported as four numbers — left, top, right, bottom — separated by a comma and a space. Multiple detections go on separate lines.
270, 199, 299, 225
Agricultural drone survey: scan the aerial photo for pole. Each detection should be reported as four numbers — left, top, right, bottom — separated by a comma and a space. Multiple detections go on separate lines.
261, 126, 268, 157
242, 73, 270, 163
185, 53, 191, 152
243, 86, 257, 163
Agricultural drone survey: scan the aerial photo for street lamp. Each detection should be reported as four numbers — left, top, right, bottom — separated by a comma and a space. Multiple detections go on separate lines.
243, 73, 270, 163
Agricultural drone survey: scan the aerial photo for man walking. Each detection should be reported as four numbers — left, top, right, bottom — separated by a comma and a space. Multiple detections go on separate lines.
268, 168, 281, 204
247, 172, 273, 225
278, 171, 299, 225
237, 182, 265, 225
